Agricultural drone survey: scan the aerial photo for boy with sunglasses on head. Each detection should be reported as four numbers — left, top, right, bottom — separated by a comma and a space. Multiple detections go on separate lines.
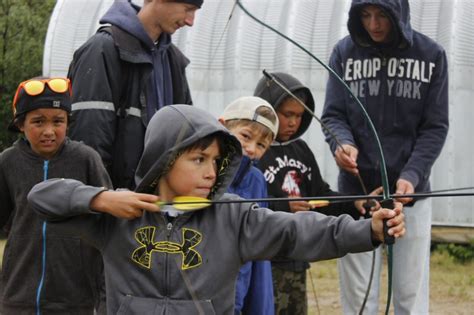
27, 105, 405, 314
0, 77, 112, 314
219, 96, 278, 315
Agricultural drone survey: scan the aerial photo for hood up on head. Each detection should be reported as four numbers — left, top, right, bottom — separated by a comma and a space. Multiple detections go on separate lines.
348, 0, 413, 49
134, 105, 242, 201
254, 72, 315, 142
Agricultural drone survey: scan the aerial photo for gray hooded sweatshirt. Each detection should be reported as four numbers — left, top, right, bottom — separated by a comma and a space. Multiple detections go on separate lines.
28, 105, 377, 314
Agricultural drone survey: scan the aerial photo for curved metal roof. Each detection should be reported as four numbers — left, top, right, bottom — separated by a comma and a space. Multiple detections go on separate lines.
43, 0, 474, 227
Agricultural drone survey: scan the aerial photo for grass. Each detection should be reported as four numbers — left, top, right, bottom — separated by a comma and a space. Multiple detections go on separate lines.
307, 247, 474, 314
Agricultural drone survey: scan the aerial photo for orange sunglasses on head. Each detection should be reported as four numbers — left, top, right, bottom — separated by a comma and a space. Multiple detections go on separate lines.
12, 78, 72, 114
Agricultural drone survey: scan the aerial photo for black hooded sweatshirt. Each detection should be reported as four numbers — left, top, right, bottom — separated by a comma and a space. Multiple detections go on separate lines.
255, 73, 359, 272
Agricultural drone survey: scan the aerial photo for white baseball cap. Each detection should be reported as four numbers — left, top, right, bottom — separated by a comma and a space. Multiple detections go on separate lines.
221, 96, 279, 139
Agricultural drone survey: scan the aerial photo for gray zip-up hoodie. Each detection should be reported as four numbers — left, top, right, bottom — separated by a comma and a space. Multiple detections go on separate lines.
28, 105, 377, 314
0, 138, 111, 314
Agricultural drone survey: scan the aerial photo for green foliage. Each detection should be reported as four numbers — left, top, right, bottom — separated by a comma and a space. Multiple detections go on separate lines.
0, 0, 56, 150
435, 240, 474, 264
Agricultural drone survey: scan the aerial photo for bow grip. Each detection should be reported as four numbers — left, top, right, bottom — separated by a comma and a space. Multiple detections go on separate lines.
380, 199, 395, 245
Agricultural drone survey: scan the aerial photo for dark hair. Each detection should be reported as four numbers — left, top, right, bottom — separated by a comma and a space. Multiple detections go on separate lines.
161, 132, 227, 177
183, 133, 226, 154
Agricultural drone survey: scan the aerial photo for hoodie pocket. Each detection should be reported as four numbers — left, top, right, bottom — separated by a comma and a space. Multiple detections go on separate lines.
117, 295, 216, 315
2, 235, 41, 303
2, 234, 97, 307
42, 235, 98, 306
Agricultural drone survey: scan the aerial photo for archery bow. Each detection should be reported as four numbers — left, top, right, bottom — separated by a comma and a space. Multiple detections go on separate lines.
233, 0, 393, 313
206, 1, 466, 313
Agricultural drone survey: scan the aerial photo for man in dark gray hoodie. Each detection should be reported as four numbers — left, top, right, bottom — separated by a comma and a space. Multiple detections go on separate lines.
68, 0, 202, 190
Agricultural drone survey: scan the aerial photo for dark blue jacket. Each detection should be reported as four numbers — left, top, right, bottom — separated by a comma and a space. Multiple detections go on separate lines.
228, 156, 274, 315
322, 0, 449, 195
68, 0, 192, 190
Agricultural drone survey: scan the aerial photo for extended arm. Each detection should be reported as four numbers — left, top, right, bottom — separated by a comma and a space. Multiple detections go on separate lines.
239, 201, 404, 262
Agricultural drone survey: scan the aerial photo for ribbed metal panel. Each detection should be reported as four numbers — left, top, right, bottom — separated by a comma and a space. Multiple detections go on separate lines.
43, 0, 115, 76
455, 1, 474, 67
43, 0, 474, 227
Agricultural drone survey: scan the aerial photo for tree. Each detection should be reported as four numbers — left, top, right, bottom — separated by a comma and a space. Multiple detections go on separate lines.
0, 0, 56, 150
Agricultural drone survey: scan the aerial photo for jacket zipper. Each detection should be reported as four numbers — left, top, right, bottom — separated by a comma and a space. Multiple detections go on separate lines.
164, 219, 173, 299
36, 160, 49, 315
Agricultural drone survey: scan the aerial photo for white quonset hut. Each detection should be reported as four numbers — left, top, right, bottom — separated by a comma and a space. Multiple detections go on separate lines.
44, 0, 474, 228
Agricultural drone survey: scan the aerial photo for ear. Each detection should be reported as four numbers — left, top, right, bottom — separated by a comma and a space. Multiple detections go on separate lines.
18, 121, 25, 132
218, 117, 226, 125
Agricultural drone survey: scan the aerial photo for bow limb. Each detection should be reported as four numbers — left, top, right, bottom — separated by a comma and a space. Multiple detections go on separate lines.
234, 0, 390, 199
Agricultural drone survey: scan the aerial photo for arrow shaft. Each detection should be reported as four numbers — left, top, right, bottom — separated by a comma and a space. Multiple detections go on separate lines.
166, 191, 474, 206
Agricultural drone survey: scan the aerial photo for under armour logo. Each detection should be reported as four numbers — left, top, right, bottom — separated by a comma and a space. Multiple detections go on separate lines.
131, 226, 202, 270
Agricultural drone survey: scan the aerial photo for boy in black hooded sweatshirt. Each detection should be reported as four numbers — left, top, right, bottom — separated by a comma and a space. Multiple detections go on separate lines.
254, 72, 382, 315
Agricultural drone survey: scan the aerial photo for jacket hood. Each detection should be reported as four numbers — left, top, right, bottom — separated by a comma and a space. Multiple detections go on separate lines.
100, 0, 168, 50
254, 72, 315, 141
134, 105, 242, 201
348, 0, 413, 49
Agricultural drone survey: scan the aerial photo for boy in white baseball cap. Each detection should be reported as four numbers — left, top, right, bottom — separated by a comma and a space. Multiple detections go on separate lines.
219, 96, 278, 315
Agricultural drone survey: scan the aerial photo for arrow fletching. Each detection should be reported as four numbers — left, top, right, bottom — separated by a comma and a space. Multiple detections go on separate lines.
157, 196, 212, 211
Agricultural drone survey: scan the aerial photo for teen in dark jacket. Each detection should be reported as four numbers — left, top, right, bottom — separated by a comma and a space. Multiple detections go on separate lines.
68, 0, 202, 189
321, 0, 448, 313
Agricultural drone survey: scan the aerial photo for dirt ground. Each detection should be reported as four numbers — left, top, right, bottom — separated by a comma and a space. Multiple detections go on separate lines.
306, 249, 474, 315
